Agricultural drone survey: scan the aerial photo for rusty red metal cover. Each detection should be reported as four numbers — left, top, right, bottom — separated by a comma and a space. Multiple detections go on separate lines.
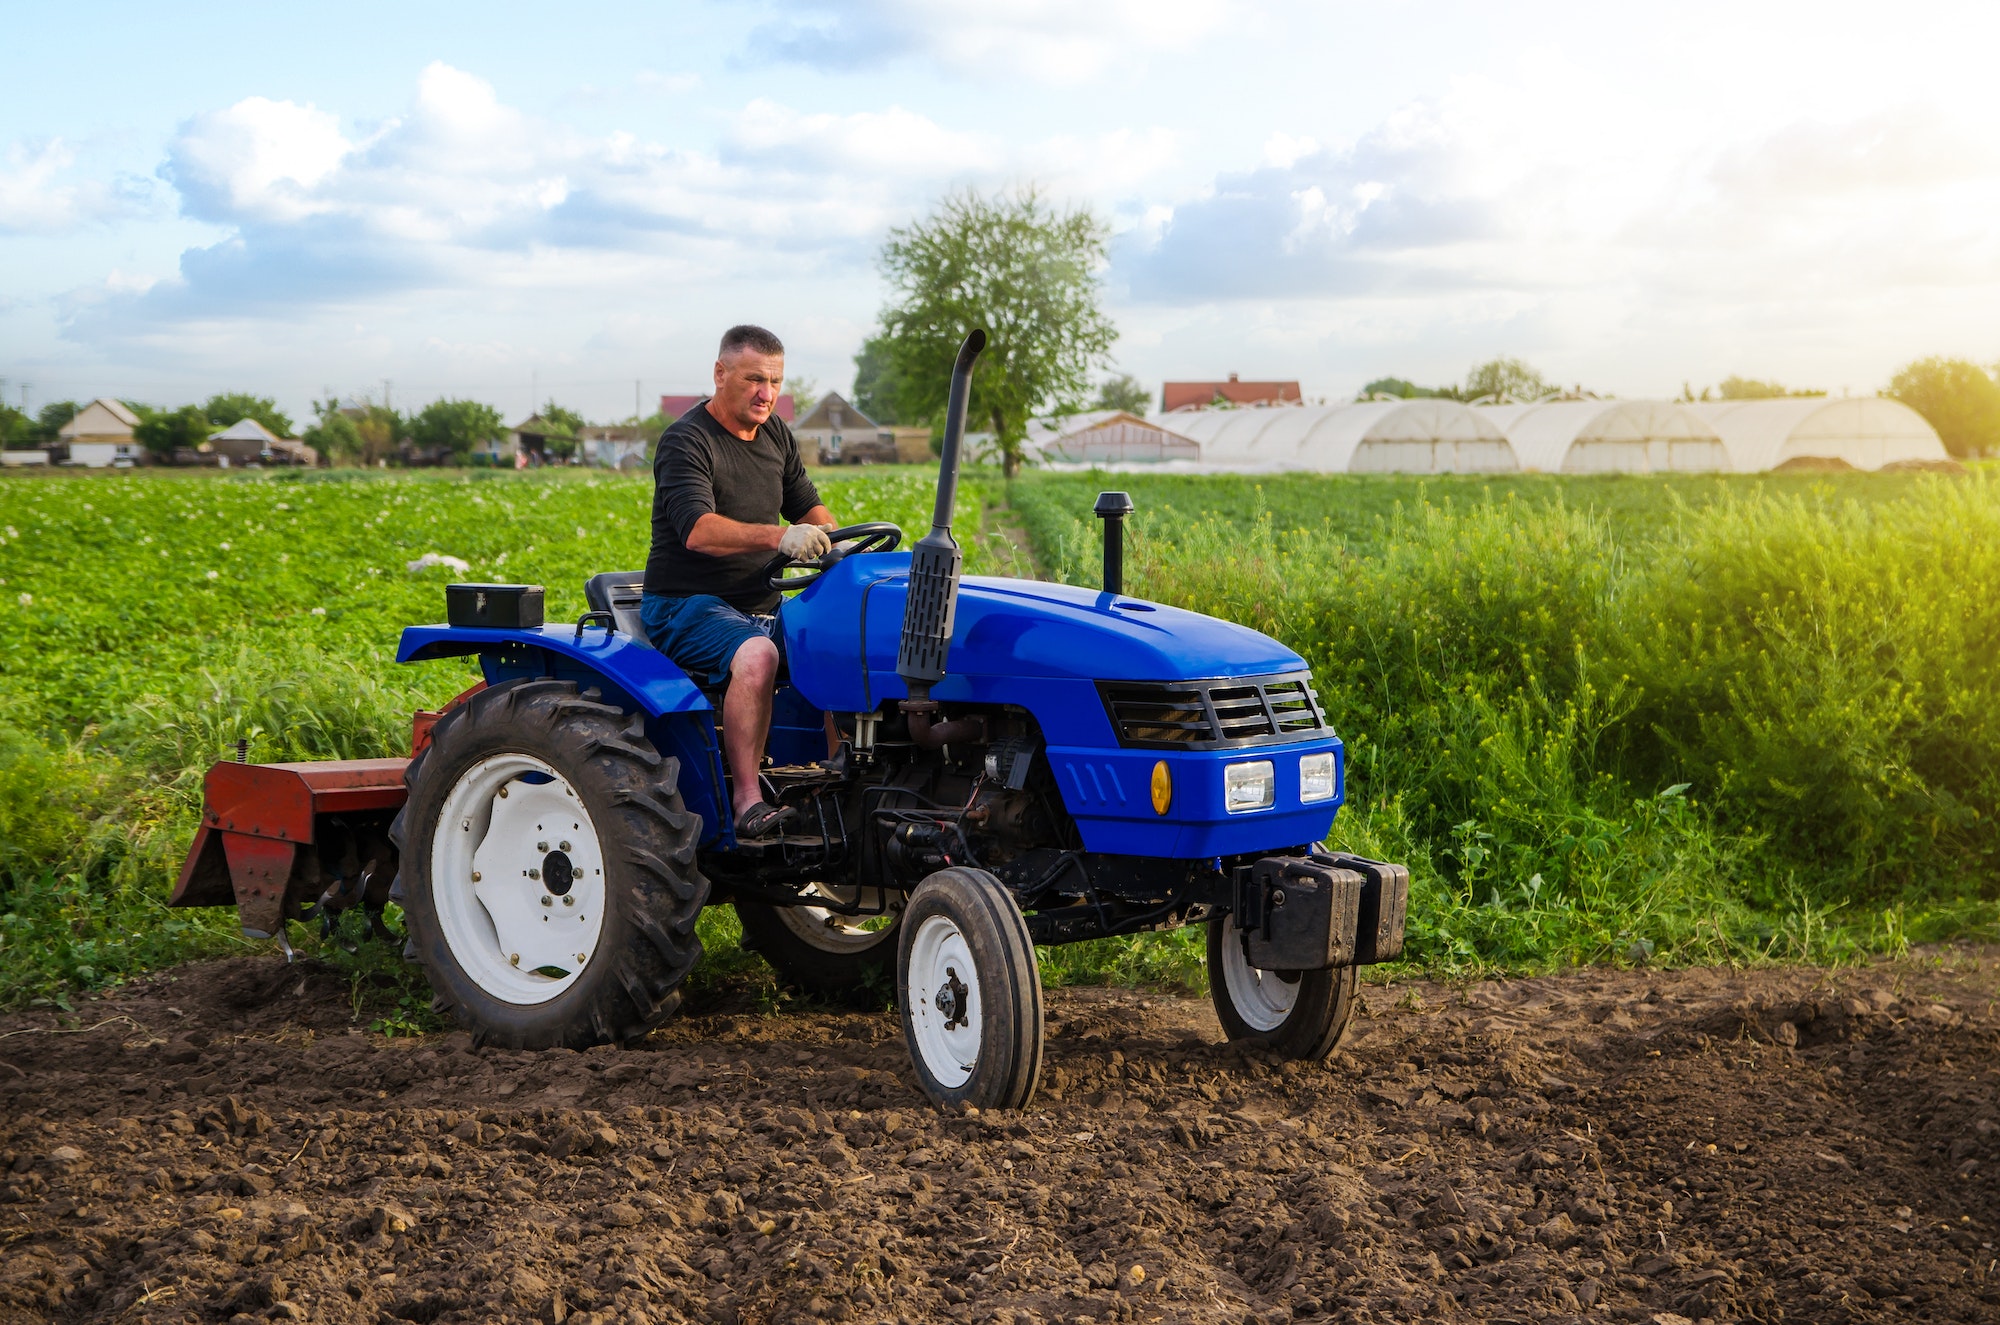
412, 680, 487, 758
200, 758, 410, 843
173, 758, 412, 926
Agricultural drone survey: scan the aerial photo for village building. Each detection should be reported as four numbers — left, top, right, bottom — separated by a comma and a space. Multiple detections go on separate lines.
502, 414, 572, 466
793, 391, 899, 465
578, 424, 652, 471
1160, 372, 1303, 413
55, 398, 145, 466
200, 417, 317, 467
1026, 411, 1202, 465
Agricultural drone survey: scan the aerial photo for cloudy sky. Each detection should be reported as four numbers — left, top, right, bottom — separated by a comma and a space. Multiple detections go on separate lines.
5, 0, 1999, 424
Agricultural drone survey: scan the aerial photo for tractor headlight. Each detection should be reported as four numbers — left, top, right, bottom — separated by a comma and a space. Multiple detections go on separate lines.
1224, 760, 1275, 813
1299, 752, 1337, 802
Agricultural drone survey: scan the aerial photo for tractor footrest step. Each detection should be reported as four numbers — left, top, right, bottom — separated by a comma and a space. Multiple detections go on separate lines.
733, 831, 833, 851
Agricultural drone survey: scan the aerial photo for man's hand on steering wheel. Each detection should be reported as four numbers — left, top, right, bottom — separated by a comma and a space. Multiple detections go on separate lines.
765, 521, 904, 590
778, 522, 833, 561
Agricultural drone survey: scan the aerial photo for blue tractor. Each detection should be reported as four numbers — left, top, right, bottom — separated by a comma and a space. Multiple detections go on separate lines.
174, 331, 1408, 1110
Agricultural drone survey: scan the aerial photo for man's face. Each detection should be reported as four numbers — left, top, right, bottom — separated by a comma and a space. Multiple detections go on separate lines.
712, 348, 784, 433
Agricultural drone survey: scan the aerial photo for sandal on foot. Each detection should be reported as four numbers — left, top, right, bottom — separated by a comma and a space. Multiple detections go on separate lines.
734, 801, 795, 839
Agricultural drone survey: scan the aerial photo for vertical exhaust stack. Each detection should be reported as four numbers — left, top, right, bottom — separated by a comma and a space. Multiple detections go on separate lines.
897, 329, 986, 732
1093, 490, 1133, 595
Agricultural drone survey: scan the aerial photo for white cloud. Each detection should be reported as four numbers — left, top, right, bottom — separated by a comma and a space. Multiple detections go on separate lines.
63, 60, 1192, 396
725, 100, 992, 177
168, 97, 352, 223
0, 139, 150, 234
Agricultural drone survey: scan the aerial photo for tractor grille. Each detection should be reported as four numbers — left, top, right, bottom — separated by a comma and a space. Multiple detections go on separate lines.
1099, 672, 1326, 750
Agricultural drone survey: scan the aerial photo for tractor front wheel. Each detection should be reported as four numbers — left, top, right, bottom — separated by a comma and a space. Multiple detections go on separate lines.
1206, 911, 1357, 1061
391, 679, 708, 1049
897, 868, 1043, 1111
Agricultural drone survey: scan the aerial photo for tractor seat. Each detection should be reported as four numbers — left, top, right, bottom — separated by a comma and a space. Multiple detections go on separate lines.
583, 571, 654, 651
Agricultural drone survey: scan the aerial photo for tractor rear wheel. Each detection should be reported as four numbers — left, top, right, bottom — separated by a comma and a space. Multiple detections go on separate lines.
1206, 912, 1357, 1061
897, 868, 1043, 1111
735, 885, 905, 1003
390, 678, 708, 1049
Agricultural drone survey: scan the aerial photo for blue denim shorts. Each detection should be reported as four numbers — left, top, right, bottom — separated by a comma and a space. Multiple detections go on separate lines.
640, 593, 784, 688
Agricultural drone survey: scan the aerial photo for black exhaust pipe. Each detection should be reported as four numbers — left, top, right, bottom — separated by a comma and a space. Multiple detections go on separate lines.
897, 329, 986, 727
1093, 490, 1133, 595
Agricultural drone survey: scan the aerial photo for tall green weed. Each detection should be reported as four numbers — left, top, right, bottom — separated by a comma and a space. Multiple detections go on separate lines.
1030, 474, 2000, 976
1611, 482, 2000, 897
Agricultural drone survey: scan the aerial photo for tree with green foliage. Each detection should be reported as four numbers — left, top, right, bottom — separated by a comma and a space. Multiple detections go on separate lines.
356, 403, 405, 464
1359, 377, 1449, 400
851, 333, 906, 425
36, 401, 79, 443
307, 412, 365, 465
303, 397, 398, 466
131, 404, 213, 458
409, 398, 504, 462
1461, 357, 1554, 402
540, 401, 587, 436
1886, 357, 2000, 458
202, 392, 294, 438
1718, 375, 1822, 400
537, 401, 586, 461
0, 403, 37, 450
1091, 373, 1151, 414
874, 186, 1117, 477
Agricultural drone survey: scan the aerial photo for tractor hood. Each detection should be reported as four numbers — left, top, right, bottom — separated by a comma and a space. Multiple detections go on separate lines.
783, 552, 1305, 718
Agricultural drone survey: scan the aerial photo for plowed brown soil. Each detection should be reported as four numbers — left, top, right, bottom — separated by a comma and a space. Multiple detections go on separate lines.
3, 948, 1997, 1325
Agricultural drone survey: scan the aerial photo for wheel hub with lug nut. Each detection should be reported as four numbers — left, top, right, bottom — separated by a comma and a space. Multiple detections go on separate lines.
907, 913, 981, 1089
935, 966, 970, 1030
432, 753, 609, 1003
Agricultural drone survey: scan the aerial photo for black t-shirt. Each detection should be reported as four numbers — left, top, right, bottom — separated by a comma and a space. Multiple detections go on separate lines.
644, 401, 823, 612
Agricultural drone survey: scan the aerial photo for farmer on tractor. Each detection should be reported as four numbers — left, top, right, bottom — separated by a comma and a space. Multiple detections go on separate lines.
641, 324, 837, 839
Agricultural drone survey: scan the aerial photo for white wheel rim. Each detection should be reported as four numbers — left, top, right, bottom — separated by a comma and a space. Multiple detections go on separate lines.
907, 913, 981, 1088
430, 753, 608, 1005
774, 884, 905, 954
1220, 912, 1300, 1032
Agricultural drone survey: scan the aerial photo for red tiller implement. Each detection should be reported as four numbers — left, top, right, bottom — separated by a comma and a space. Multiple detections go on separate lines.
171, 758, 411, 950
170, 688, 478, 948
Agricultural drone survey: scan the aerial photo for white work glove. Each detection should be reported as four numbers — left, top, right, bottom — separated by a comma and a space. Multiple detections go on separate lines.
778, 523, 833, 561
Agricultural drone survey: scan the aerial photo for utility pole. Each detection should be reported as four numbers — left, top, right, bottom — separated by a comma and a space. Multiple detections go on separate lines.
531, 368, 538, 421
634, 379, 641, 423
383, 379, 392, 412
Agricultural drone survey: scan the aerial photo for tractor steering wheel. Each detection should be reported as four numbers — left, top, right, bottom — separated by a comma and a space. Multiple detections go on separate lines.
765, 521, 904, 592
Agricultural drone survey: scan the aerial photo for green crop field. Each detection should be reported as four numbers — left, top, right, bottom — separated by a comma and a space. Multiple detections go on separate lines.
2, 464, 1996, 1012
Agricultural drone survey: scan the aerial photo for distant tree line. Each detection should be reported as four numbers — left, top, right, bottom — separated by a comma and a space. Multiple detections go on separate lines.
0, 383, 699, 468
1361, 357, 1583, 404
0, 392, 296, 457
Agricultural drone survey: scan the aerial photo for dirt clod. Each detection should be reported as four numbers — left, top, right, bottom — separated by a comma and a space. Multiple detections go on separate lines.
2, 951, 1997, 1322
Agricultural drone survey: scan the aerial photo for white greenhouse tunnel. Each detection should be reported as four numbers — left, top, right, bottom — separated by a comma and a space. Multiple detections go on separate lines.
1031, 393, 1957, 476
1686, 398, 1952, 472
1150, 400, 1518, 474
1477, 400, 1731, 474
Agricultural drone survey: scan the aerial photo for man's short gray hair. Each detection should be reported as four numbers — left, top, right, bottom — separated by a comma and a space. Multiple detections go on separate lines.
719, 325, 785, 359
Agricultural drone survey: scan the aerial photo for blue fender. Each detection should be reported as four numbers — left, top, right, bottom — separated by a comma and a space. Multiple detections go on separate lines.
398, 623, 710, 716
397, 623, 733, 845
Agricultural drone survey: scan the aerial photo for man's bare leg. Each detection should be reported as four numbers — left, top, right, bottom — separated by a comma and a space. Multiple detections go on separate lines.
723, 636, 780, 821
